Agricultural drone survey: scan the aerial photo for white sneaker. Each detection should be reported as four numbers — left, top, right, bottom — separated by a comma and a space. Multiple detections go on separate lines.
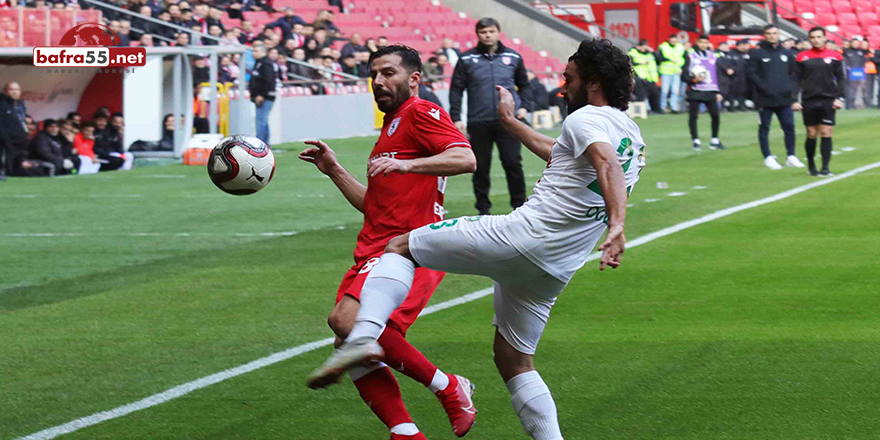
786, 155, 806, 168
307, 337, 384, 389
764, 156, 783, 170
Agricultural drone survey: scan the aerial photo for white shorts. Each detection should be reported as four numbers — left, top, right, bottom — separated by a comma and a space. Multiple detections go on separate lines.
409, 214, 568, 355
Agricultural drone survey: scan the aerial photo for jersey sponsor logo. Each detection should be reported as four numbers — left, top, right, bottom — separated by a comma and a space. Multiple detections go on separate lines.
388, 116, 402, 137
428, 108, 441, 120
358, 257, 381, 274
502, 56, 511, 65
370, 151, 399, 161
433, 202, 446, 219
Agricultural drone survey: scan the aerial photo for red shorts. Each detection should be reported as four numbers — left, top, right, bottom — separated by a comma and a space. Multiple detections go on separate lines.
336, 254, 445, 334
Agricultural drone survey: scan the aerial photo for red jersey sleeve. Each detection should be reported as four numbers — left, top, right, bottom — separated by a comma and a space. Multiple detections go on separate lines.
412, 101, 471, 156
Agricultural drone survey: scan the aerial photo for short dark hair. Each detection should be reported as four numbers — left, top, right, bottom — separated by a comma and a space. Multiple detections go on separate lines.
808, 26, 825, 36
697, 34, 709, 40
475, 17, 500, 32
112, 112, 123, 118
568, 39, 634, 111
92, 112, 108, 120
82, 122, 96, 130
44, 118, 58, 128
669, 33, 678, 39
638, 39, 648, 46
368, 44, 422, 73
66, 111, 79, 118
763, 24, 778, 32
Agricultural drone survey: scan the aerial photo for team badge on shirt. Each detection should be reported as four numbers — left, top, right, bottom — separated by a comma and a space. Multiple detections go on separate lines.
502, 56, 511, 65
781, 54, 788, 62
388, 117, 401, 137
428, 108, 441, 120
825, 58, 833, 64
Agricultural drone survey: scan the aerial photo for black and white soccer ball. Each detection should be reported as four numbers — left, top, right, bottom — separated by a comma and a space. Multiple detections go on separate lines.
207, 135, 275, 195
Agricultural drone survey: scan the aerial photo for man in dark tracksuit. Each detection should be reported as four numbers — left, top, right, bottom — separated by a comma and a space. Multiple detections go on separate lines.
0, 82, 33, 179
747, 25, 803, 170
450, 17, 532, 215
725, 40, 751, 111
793, 27, 845, 176
30, 119, 80, 175
249, 46, 278, 145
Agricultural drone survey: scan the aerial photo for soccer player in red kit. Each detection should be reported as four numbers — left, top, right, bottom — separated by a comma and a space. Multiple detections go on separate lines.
299, 45, 478, 439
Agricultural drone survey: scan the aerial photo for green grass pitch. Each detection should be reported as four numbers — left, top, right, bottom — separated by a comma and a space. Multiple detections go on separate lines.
1, 109, 879, 440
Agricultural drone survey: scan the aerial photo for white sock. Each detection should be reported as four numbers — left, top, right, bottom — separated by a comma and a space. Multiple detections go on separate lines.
348, 361, 388, 382
346, 253, 415, 342
711, 137, 720, 145
692, 138, 701, 145
389, 423, 420, 435
506, 371, 564, 440
428, 369, 449, 393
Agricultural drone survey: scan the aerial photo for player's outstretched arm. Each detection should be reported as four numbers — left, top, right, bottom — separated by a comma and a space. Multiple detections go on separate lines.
496, 85, 555, 162
584, 142, 627, 271
368, 147, 476, 177
299, 139, 367, 213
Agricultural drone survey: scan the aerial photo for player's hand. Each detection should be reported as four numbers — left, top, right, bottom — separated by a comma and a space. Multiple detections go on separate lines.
832, 99, 844, 110
367, 157, 410, 177
299, 139, 339, 175
496, 85, 516, 123
254, 95, 264, 107
727, 68, 734, 76
516, 107, 528, 120
792, 102, 803, 112
598, 225, 625, 271
454, 120, 467, 133
716, 93, 723, 103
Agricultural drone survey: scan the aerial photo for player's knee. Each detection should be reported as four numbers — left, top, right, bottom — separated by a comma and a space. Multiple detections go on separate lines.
820, 127, 833, 137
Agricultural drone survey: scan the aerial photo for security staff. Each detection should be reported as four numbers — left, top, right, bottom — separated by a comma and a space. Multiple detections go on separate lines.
793, 27, 845, 176
629, 39, 661, 112
725, 40, 751, 111
655, 34, 687, 113
747, 25, 802, 170
450, 17, 532, 215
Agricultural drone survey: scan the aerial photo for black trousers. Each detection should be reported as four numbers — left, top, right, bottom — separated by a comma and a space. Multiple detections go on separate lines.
634, 77, 661, 112
97, 153, 125, 171
758, 105, 796, 158
468, 121, 526, 213
688, 98, 720, 139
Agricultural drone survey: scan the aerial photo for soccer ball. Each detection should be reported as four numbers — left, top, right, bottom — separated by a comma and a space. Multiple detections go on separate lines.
691, 64, 709, 82
207, 135, 275, 195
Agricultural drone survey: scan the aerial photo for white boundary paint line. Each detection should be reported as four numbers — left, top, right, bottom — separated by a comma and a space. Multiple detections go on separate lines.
15, 160, 880, 440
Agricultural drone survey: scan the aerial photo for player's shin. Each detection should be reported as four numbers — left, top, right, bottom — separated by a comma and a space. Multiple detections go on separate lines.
507, 371, 564, 440
347, 253, 416, 342
350, 364, 424, 437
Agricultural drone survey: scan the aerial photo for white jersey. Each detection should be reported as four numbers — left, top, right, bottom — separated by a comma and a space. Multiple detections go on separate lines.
508, 105, 646, 282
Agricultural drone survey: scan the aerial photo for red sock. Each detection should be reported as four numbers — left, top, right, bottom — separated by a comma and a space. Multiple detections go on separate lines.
378, 323, 438, 387
352, 367, 414, 430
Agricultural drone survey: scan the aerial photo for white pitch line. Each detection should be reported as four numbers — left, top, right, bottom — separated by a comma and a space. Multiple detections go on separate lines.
15, 160, 880, 440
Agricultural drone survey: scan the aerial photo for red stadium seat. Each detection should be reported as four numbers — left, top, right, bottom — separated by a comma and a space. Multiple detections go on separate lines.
831, 0, 852, 11
838, 12, 858, 24
857, 12, 879, 26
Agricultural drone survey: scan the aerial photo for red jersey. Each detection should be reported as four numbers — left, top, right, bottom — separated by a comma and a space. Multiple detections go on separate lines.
354, 96, 470, 264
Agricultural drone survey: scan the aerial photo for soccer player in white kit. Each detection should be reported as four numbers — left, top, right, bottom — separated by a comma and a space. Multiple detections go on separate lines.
309, 39, 646, 440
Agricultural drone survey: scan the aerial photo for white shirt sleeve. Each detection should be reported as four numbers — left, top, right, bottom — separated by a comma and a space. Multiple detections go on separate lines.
570, 115, 612, 158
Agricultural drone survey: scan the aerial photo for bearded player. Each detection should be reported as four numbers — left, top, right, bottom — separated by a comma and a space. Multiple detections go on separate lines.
299, 45, 478, 439
309, 39, 644, 440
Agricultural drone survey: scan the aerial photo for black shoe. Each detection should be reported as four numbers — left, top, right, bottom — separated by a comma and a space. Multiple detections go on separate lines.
478, 208, 490, 216
808, 166, 819, 176
709, 142, 726, 151
818, 168, 834, 177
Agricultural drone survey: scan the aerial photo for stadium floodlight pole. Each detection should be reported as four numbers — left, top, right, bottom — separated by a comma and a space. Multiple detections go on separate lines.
78, 0, 360, 80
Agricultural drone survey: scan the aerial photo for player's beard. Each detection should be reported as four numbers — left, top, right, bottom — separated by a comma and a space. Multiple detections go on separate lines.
564, 84, 589, 113
374, 82, 411, 113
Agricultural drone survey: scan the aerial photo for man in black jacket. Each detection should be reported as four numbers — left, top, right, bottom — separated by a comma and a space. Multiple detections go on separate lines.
30, 119, 80, 175
725, 40, 751, 111
0, 82, 33, 179
92, 113, 126, 171
793, 27, 845, 176
747, 25, 804, 170
450, 17, 532, 215
249, 45, 278, 144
